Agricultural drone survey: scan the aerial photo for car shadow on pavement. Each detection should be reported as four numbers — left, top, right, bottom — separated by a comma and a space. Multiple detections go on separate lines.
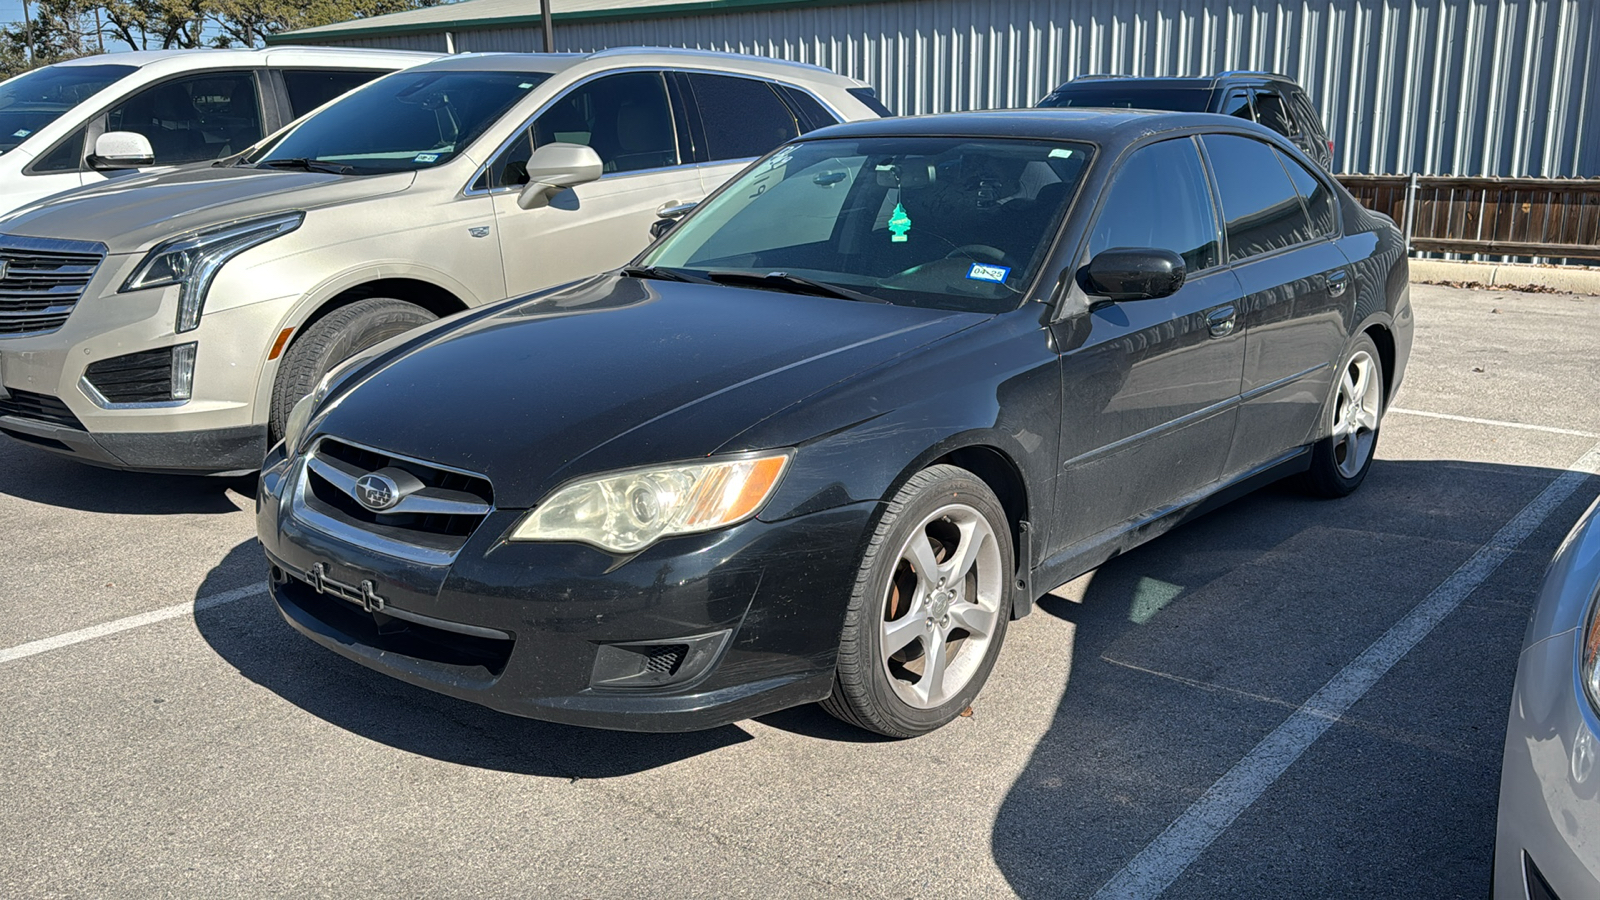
988, 460, 1600, 899
192, 541, 752, 779
0, 442, 251, 515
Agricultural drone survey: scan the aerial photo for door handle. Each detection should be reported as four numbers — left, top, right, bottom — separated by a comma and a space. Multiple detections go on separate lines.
1327, 270, 1349, 298
657, 200, 698, 219
1207, 306, 1237, 338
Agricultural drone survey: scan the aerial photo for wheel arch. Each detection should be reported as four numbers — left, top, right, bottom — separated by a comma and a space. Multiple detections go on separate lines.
1362, 320, 1397, 406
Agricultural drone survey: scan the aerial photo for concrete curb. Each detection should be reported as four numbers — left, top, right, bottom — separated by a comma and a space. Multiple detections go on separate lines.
1411, 259, 1600, 295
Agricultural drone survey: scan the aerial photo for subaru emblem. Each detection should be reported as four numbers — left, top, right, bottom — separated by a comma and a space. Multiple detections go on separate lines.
355, 473, 401, 512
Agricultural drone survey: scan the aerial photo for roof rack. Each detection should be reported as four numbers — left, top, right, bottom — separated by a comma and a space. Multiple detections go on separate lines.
585, 45, 834, 74
1215, 69, 1291, 79
1071, 73, 1140, 81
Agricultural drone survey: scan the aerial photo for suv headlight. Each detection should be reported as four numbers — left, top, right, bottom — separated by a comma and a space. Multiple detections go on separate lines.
510, 453, 792, 554
122, 212, 304, 333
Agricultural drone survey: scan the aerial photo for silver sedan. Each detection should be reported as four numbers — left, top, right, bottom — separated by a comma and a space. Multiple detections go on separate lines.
1497, 494, 1600, 898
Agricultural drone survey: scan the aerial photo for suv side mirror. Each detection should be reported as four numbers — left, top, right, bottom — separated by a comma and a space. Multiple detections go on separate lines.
649, 200, 698, 239
1084, 247, 1186, 300
88, 132, 155, 171
516, 142, 604, 210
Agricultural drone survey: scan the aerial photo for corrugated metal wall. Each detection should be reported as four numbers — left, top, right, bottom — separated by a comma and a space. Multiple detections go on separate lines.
297, 0, 1600, 177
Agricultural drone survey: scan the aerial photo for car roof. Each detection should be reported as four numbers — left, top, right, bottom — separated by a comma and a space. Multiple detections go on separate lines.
47, 46, 437, 69
1063, 72, 1298, 89
801, 108, 1241, 144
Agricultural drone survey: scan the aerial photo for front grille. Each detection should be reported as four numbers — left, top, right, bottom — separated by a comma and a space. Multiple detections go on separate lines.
295, 437, 494, 560
83, 348, 173, 403
0, 389, 83, 430
0, 235, 107, 337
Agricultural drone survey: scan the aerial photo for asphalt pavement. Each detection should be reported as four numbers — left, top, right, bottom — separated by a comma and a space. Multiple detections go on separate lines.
1, 283, 1596, 898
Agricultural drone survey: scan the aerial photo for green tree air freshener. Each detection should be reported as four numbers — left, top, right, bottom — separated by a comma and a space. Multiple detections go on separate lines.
887, 202, 912, 242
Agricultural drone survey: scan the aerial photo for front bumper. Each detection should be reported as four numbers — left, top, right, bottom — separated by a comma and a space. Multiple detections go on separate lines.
1495, 629, 1600, 899
256, 447, 878, 732
0, 256, 291, 473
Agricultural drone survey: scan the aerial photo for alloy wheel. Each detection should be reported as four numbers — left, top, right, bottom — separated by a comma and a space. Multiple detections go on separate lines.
1332, 348, 1382, 479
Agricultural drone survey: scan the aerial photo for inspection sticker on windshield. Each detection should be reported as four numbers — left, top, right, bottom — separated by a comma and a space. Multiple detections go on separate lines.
967, 263, 1010, 283
413, 153, 440, 163
11, 130, 28, 138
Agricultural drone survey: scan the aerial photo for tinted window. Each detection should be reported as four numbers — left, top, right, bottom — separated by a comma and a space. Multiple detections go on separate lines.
1201, 133, 1317, 260
847, 86, 894, 117
283, 69, 387, 118
1251, 89, 1297, 136
31, 126, 85, 172
1039, 84, 1213, 112
532, 71, 677, 174
259, 70, 548, 175
106, 71, 262, 165
777, 85, 840, 133
1218, 90, 1253, 120
686, 73, 799, 161
644, 138, 1093, 313
1088, 137, 1219, 272
1289, 92, 1326, 140
1276, 148, 1335, 236
0, 63, 136, 153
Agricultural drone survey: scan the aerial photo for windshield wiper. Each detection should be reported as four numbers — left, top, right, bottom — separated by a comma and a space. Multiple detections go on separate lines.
703, 270, 889, 304
619, 265, 716, 285
259, 157, 355, 175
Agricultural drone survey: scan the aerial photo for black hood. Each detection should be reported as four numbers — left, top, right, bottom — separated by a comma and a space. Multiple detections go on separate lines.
314, 275, 983, 507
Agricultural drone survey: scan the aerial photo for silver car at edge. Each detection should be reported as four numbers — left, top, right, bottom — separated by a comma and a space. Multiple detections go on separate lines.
1496, 493, 1600, 899
0, 48, 881, 474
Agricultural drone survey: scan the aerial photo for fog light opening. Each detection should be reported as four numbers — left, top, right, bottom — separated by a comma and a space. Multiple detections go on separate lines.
589, 629, 732, 691
169, 343, 198, 401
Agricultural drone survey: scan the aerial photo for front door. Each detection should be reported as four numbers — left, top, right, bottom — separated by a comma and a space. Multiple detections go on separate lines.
1049, 136, 1246, 554
487, 71, 706, 295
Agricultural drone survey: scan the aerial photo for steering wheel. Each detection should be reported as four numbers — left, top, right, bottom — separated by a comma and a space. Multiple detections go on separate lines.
944, 244, 1008, 264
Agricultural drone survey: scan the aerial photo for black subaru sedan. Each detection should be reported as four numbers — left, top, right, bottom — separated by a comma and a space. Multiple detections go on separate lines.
257, 110, 1412, 738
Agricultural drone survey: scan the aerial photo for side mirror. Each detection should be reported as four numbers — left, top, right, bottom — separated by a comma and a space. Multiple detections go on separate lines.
1084, 247, 1186, 301
649, 200, 698, 240
88, 131, 155, 171
516, 142, 604, 210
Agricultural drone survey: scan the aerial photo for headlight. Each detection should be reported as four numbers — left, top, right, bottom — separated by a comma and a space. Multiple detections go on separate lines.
510, 453, 792, 554
1581, 582, 1600, 715
122, 212, 304, 333
280, 345, 385, 454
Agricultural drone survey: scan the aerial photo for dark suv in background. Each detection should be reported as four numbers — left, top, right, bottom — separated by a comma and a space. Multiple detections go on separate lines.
1039, 71, 1334, 169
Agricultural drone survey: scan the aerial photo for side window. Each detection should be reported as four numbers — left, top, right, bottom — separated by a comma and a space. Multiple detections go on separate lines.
530, 71, 678, 175
1088, 137, 1220, 273
31, 127, 86, 173
1201, 133, 1317, 260
1251, 89, 1297, 137
1275, 148, 1336, 236
104, 71, 262, 165
1218, 89, 1254, 120
489, 127, 537, 189
1289, 92, 1326, 141
777, 85, 840, 133
282, 69, 387, 119
685, 73, 800, 161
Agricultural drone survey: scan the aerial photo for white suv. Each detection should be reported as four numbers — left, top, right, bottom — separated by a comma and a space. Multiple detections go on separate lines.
0, 49, 883, 474
0, 47, 438, 215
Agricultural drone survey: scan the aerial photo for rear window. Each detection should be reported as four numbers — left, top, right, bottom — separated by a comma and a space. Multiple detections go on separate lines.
1039, 84, 1212, 112
282, 69, 389, 119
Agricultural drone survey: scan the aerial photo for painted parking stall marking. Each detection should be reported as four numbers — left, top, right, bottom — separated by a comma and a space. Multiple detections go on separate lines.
0, 583, 266, 666
1092, 441, 1600, 900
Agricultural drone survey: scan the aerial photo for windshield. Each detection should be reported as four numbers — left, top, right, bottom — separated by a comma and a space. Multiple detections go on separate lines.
0, 63, 137, 154
1039, 84, 1213, 112
256, 70, 551, 175
641, 137, 1093, 313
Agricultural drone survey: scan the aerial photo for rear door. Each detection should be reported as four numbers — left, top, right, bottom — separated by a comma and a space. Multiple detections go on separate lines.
1049, 136, 1246, 552
678, 72, 807, 194
488, 70, 705, 294
1200, 133, 1350, 476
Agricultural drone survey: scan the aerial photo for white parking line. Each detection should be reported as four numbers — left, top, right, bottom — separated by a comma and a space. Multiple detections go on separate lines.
0, 583, 266, 665
1092, 442, 1600, 900
1389, 407, 1600, 438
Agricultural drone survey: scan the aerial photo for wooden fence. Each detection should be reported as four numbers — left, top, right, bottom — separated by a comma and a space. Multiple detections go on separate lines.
1337, 175, 1600, 259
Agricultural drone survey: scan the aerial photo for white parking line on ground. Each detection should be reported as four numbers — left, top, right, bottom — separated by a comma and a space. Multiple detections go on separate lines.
1091, 442, 1600, 900
1389, 407, 1600, 438
0, 583, 266, 665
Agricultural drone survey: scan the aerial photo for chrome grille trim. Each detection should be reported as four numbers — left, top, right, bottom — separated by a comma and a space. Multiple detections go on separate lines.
0, 235, 108, 337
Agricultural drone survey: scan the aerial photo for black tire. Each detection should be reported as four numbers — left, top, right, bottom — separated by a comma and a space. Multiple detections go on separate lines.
821, 464, 1015, 738
1303, 333, 1385, 498
268, 298, 436, 443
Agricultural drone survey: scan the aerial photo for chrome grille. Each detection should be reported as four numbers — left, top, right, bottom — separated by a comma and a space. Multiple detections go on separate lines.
292, 437, 494, 564
0, 235, 107, 337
